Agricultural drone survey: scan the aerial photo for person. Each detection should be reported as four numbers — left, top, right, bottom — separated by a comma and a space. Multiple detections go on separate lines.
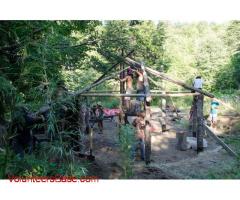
11, 105, 45, 158
210, 100, 220, 128
91, 103, 104, 134
132, 111, 146, 161
193, 76, 204, 90
119, 67, 134, 110
132, 68, 145, 102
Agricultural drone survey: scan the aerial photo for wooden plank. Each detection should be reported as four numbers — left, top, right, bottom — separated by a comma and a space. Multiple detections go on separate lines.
204, 124, 238, 157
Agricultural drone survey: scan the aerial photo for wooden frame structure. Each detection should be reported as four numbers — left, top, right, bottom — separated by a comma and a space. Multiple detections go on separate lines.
71, 56, 237, 164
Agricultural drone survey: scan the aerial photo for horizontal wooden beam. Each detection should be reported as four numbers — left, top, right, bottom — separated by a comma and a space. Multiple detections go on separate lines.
204, 124, 238, 158
87, 90, 120, 93
78, 93, 200, 97
88, 90, 192, 94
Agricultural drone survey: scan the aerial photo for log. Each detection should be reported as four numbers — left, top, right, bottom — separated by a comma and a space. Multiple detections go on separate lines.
204, 124, 238, 157
125, 57, 142, 69
145, 67, 214, 98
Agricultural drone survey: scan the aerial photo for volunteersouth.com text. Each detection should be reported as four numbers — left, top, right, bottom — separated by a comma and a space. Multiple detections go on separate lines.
8, 176, 99, 183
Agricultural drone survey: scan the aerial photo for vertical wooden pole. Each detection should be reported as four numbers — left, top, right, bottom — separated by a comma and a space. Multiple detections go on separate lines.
160, 77, 167, 132
120, 50, 125, 106
196, 94, 204, 152
141, 63, 152, 165
144, 104, 151, 164
192, 96, 197, 137
158, 108, 167, 132
161, 82, 166, 110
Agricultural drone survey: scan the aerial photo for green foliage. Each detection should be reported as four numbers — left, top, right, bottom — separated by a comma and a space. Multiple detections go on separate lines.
0, 76, 18, 121
101, 98, 120, 109
119, 124, 135, 178
1, 153, 87, 178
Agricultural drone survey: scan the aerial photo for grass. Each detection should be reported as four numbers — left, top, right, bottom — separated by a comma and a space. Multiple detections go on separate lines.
1, 152, 88, 179
206, 123, 240, 179
118, 124, 135, 178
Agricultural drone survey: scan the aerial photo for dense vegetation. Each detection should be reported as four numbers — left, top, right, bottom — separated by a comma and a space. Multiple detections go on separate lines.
0, 20, 240, 179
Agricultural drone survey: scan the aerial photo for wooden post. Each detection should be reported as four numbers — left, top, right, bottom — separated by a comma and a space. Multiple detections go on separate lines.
161, 82, 167, 111
196, 94, 204, 152
158, 108, 167, 132
192, 96, 197, 137
144, 118, 151, 165
120, 50, 125, 106
141, 63, 152, 165
161, 80, 167, 132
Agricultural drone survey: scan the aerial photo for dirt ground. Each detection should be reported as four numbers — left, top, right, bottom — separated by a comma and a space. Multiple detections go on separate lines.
83, 107, 237, 179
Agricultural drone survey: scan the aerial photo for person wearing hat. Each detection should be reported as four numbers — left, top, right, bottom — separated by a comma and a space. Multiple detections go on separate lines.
119, 67, 134, 110
210, 100, 220, 128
